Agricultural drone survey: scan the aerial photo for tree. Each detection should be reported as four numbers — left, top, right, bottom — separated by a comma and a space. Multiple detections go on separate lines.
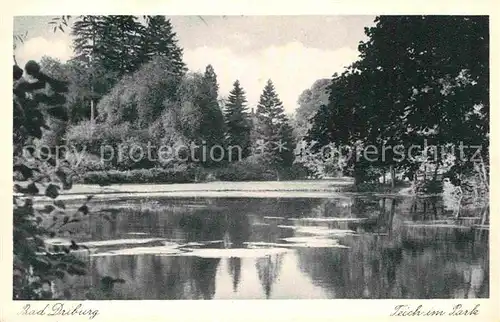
38, 56, 117, 124
71, 15, 143, 76
140, 16, 187, 79
224, 80, 252, 159
198, 65, 225, 165
70, 15, 109, 121
294, 78, 331, 139
68, 16, 151, 121
36, 57, 71, 148
96, 56, 181, 127
97, 16, 144, 76
67, 58, 119, 123
14, 59, 126, 299
71, 16, 107, 65
308, 16, 489, 188
293, 78, 337, 178
358, 16, 488, 184
54, 15, 188, 122
254, 80, 295, 178
13, 60, 87, 299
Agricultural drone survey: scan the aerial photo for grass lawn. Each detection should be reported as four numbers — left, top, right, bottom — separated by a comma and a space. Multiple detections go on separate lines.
24, 178, 358, 202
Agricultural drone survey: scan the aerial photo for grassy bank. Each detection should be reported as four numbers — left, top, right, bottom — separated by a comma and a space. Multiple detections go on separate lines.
22, 179, 357, 203
342, 181, 412, 194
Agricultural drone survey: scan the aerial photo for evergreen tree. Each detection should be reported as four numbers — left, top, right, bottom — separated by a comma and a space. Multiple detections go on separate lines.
68, 15, 187, 121
71, 16, 108, 65
254, 80, 295, 176
277, 118, 295, 168
99, 16, 144, 76
199, 65, 225, 164
72, 15, 143, 76
224, 80, 251, 159
140, 16, 187, 79
70, 15, 109, 121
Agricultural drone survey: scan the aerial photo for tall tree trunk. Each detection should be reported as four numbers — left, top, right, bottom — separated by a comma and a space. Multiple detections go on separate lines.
389, 198, 396, 231
433, 163, 440, 181
389, 165, 395, 188
479, 155, 489, 190
90, 32, 96, 131
90, 99, 94, 122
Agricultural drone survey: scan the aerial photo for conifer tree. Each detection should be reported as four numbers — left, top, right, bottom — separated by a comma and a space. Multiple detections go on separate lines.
254, 79, 295, 176
140, 16, 187, 80
224, 80, 251, 159
99, 16, 144, 75
199, 65, 225, 165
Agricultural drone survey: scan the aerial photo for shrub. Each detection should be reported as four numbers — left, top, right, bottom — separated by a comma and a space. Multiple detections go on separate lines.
96, 56, 181, 127
13, 60, 128, 300
66, 121, 133, 150
13, 60, 90, 299
280, 163, 310, 180
415, 179, 444, 195
216, 156, 277, 181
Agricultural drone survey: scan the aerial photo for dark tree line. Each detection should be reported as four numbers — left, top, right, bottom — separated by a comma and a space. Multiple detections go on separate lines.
305, 16, 489, 188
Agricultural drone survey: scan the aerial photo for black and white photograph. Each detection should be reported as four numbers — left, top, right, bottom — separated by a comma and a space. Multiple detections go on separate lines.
11, 12, 492, 310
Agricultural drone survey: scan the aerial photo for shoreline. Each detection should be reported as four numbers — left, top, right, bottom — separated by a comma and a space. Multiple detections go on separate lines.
14, 179, 435, 203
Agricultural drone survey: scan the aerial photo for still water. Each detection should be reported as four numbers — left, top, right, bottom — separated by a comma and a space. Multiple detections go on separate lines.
61, 196, 489, 300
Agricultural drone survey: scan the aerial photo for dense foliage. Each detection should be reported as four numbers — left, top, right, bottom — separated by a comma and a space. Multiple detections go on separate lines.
13, 56, 131, 299
14, 60, 88, 299
16, 15, 489, 188
33, 16, 298, 181
306, 16, 489, 192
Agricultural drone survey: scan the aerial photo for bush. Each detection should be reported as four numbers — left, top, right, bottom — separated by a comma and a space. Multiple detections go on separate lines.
415, 179, 444, 194
216, 156, 277, 181
66, 152, 110, 174
343, 180, 410, 193
96, 56, 181, 127
353, 164, 382, 184
13, 60, 101, 300
280, 163, 310, 180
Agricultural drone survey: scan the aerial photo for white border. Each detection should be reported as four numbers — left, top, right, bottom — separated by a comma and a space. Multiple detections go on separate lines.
2, 1, 498, 321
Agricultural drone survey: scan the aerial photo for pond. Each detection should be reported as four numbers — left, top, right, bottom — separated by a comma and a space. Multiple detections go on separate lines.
55, 195, 489, 300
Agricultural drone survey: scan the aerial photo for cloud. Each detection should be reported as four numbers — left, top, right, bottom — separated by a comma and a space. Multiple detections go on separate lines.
183, 41, 360, 114
15, 36, 73, 68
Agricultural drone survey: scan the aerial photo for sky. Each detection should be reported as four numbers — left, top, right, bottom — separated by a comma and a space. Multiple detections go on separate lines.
14, 15, 376, 114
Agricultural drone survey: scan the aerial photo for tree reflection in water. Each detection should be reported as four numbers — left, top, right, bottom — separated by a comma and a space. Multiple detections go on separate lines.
190, 257, 220, 300
62, 196, 488, 300
227, 258, 241, 293
295, 197, 488, 299
256, 254, 284, 299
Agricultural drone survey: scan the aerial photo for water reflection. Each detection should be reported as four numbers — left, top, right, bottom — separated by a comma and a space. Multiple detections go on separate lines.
61, 196, 488, 300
